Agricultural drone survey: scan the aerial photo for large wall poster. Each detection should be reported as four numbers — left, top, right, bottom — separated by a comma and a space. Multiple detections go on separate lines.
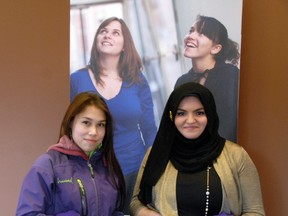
70, 0, 243, 143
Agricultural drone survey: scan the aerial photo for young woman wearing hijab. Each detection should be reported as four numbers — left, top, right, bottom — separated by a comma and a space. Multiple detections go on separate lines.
130, 82, 265, 216
16, 92, 125, 215
70, 17, 157, 213
175, 15, 240, 143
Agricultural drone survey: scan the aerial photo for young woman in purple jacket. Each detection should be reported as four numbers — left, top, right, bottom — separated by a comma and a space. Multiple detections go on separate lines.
16, 92, 125, 216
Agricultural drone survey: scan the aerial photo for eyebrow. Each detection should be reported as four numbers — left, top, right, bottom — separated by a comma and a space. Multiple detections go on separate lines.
113, 29, 122, 33
177, 107, 204, 112
80, 117, 106, 122
102, 27, 122, 32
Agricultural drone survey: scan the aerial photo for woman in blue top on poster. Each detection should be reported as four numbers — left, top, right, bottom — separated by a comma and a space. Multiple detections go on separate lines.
70, 17, 157, 214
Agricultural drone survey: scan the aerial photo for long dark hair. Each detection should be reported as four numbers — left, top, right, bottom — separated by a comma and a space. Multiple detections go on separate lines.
59, 92, 125, 210
195, 15, 240, 66
88, 17, 142, 86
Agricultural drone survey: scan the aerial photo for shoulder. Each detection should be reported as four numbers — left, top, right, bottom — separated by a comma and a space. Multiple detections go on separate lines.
46, 149, 69, 163
131, 72, 150, 89
70, 68, 89, 79
214, 62, 239, 74
178, 72, 193, 80
140, 147, 152, 168
214, 141, 246, 176
208, 63, 239, 86
223, 140, 243, 153
138, 72, 149, 84
178, 69, 193, 78
70, 68, 92, 88
33, 150, 69, 170
175, 71, 193, 88
220, 141, 252, 166
29, 152, 57, 173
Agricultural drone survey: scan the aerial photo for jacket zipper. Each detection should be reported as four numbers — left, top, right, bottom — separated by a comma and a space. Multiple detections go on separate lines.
76, 178, 88, 216
88, 162, 94, 178
88, 162, 99, 213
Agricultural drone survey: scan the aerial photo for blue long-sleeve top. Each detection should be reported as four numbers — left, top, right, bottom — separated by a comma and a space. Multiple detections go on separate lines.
70, 68, 157, 175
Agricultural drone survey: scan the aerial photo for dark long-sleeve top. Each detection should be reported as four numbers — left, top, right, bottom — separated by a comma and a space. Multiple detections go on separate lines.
175, 61, 239, 143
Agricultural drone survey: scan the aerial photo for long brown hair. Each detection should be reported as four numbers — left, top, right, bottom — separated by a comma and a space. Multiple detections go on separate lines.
59, 92, 125, 210
88, 17, 143, 85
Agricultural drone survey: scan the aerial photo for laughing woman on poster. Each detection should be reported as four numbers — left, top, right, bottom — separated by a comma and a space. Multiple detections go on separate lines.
70, 17, 157, 213
175, 15, 240, 143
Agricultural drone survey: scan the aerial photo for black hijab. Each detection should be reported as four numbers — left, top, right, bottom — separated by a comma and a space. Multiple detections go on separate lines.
138, 82, 225, 205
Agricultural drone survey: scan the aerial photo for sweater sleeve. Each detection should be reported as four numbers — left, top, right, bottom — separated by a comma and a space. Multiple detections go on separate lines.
137, 74, 157, 149
236, 148, 265, 215
215, 142, 265, 216
130, 148, 153, 215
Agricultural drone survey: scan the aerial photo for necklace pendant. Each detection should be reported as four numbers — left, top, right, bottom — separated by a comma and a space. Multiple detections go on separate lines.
205, 166, 211, 216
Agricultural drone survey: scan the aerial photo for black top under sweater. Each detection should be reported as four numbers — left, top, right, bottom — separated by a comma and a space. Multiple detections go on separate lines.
176, 166, 222, 216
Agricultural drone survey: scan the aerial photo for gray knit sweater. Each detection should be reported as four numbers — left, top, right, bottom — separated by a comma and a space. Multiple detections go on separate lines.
130, 141, 265, 216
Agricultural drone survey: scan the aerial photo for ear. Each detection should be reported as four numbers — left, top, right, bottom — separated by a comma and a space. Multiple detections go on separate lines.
211, 44, 222, 55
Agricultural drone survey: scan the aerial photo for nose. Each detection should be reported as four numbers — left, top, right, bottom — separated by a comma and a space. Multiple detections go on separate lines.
104, 31, 111, 39
88, 126, 98, 136
186, 31, 197, 41
186, 113, 196, 123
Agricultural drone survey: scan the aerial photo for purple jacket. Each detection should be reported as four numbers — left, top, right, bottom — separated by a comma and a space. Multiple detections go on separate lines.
16, 136, 124, 216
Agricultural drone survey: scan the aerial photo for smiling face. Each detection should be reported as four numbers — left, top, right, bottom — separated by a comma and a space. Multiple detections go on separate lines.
96, 20, 124, 57
71, 105, 106, 155
183, 23, 221, 60
174, 96, 208, 139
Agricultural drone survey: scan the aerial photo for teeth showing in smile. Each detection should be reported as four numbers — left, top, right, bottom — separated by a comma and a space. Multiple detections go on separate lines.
102, 42, 112, 46
186, 42, 196, 48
